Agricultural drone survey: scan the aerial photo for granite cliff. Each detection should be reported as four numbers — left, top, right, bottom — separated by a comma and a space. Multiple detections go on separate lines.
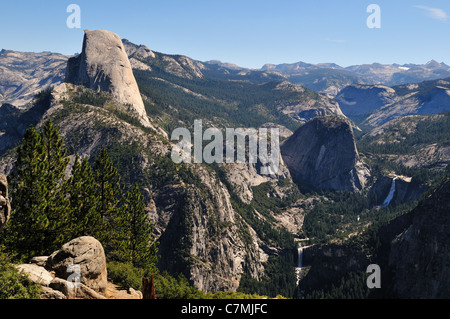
388, 177, 450, 298
280, 116, 370, 192
65, 30, 150, 128
335, 84, 397, 117
336, 79, 450, 127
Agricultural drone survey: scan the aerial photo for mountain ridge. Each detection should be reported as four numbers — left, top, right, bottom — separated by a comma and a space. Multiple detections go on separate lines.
336, 78, 450, 127
259, 60, 450, 96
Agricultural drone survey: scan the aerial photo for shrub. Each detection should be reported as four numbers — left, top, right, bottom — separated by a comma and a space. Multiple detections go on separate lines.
107, 261, 144, 290
205, 291, 268, 299
154, 272, 206, 299
0, 250, 41, 299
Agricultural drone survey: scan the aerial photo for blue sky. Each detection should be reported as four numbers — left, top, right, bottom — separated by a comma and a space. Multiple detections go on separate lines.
1, 0, 449, 68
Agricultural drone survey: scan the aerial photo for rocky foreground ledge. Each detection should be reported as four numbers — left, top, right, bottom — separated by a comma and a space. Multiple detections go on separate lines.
16, 236, 142, 299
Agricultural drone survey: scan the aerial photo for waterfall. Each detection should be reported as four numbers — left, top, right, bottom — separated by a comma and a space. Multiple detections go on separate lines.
295, 246, 304, 298
297, 247, 303, 268
295, 247, 303, 282
382, 177, 397, 207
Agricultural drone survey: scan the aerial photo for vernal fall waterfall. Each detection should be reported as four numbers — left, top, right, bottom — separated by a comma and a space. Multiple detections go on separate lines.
295, 247, 303, 287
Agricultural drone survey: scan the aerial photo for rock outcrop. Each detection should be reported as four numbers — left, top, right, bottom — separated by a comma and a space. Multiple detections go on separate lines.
388, 178, 450, 298
45, 236, 108, 295
16, 264, 54, 286
122, 39, 154, 71
0, 174, 11, 231
280, 116, 370, 192
65, 29, 150, 128
18, 236, 109, 299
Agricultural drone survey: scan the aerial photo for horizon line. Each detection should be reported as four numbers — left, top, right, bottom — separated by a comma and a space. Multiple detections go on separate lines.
0, 46, 448, 71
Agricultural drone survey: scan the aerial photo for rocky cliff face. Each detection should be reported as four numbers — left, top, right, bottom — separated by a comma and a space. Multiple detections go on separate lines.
122, 39, 155, 72
280, 116, 370, 192
335, 84, 397, 116
0, 174, 11, 231
0, 89, 55, 157
157, 165, 265, 292
388, 178, 450, 298
0, 49, 68, 107
337, 79, 450, 127
274, 81, 345, 124
370, 174, 427, 207
65, 30, 150, 128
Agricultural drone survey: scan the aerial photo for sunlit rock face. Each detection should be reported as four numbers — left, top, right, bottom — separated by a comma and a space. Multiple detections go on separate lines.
281, 115, 370, 192
66, 29, 150, 127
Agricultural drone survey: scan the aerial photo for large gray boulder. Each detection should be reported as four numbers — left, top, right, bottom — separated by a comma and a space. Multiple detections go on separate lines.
280, 116, 370, 192
65, 29, 150, 128
16, 264, 54, 286
45, 236, 107, 295
0, 174, 11, 231
39, 286, 67, 299
49, 277, 106, 300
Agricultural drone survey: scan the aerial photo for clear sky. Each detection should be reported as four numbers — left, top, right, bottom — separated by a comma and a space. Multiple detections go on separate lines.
1, 0, 449, 69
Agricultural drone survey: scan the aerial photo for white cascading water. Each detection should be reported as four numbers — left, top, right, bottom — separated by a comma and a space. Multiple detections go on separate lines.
382, 177, 397, 207
295, 246, 304, 297
297, 247, 303, 268
295, 247, 303, 288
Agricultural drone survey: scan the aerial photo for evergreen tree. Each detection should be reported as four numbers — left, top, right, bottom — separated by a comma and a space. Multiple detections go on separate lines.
8, 126, 47, 258
39, 120, 70, 250
8, 121, 69, 258
67, 154, 101, 238
112, 184, 158, 273
93, 148, 122, 244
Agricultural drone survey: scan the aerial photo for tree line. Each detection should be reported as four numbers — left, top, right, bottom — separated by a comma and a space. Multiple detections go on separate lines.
1, 120, 158, 273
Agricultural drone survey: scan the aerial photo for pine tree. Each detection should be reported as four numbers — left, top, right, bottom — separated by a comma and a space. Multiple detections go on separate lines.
8, 121, 69, 258
112, 184, 158, 273
8, 125, 47, 258
67, 154, 101, 238
93, 148, 122, 244
39, 120, 70, 250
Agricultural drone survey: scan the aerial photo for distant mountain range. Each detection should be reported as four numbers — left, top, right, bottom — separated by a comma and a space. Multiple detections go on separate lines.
2, 43, 450, 133
336, 79, 450, 126
259, 60, 450, 96
3, 42, 449, 108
